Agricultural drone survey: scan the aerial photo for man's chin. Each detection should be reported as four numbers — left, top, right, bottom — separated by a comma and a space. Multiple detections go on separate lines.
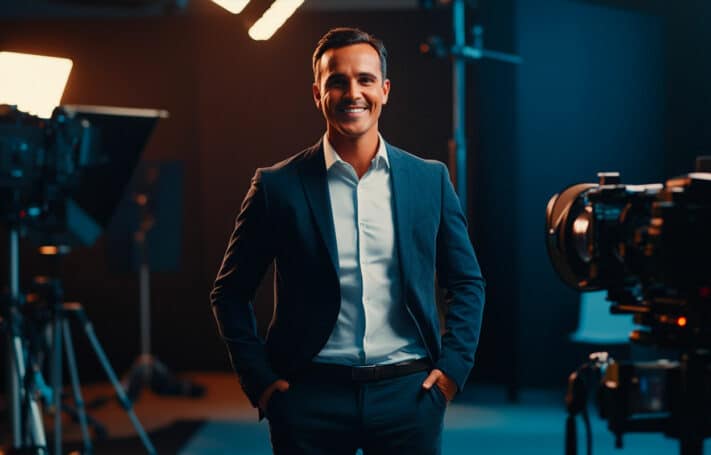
331, 125, 375, 141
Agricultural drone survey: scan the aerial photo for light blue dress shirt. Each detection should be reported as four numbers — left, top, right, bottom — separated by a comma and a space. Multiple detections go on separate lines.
313, 134, 428, 366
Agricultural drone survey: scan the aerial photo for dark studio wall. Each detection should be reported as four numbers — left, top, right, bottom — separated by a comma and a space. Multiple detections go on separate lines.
665, 0, 711, 176
514, 0, 665, 386
464, 0, 519, 388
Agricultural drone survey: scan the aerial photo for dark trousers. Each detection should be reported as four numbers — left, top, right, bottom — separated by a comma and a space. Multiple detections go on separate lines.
265, 370, 447, 455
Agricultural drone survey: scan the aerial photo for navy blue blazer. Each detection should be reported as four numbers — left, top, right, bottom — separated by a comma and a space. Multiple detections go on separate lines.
210, 139, 485, 408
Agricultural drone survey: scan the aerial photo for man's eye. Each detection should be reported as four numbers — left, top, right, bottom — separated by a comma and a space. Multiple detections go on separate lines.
327, 78, 347, 88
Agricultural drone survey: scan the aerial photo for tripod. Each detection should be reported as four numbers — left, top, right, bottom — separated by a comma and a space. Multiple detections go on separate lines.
30, 268, 157, 455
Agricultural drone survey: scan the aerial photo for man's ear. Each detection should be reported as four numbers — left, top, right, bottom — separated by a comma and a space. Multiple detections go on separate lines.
312, 83, 322, 109
382, 79, 391, 105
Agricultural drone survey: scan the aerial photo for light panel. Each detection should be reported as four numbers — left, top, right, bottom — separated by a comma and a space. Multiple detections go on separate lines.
0, 51, 73, 119
211, 0, 250, 14
248, 0, 304, 41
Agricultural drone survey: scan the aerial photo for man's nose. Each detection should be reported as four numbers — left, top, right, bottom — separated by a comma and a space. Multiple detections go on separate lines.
344, 79, 362, 100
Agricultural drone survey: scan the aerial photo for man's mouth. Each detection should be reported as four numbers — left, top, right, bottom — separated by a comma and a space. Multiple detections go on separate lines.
339, 106, 368, 114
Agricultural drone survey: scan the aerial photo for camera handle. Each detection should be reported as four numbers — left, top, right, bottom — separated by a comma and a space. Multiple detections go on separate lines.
565, 352, 616, 455
565, 366, 593, 455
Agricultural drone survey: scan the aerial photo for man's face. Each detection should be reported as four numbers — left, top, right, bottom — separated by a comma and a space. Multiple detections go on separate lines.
312, 43, 390, 143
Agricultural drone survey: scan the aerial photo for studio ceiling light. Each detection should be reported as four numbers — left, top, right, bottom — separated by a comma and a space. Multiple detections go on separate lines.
0, 51, 73, 119
211, 0, 250, 14
248, 0, 304, 41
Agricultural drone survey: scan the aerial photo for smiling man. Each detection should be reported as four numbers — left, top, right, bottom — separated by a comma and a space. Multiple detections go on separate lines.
211, 28, 485, 454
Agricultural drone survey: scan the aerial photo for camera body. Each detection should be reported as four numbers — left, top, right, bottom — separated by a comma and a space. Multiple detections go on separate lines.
547, 170, 711, 291
0, 104, 100, 235
547, 168, 711, 347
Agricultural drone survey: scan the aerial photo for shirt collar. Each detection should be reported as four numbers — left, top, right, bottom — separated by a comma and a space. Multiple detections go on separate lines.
323, 133, 390, 171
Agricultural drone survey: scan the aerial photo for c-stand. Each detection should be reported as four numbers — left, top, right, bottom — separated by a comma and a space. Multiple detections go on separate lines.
121, 179, 204, 402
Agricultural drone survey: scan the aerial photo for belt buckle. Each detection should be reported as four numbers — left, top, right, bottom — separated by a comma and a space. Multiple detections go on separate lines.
352, 364, 379, 381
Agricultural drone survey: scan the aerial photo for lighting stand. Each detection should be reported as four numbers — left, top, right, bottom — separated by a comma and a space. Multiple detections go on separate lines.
422, 0, 522, 401
122, 191, 204, 403
424, 0, 522, 209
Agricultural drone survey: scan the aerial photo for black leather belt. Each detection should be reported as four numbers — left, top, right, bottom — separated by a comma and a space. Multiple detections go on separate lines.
305, 359, 431, 382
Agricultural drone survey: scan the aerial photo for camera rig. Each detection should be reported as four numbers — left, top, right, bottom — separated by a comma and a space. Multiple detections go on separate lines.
0, 104, 162, 454
546, 158, 711, 455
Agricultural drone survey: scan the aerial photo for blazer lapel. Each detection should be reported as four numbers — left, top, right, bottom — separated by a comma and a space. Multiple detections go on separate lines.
299, 141, 340, 275
387, 143, 413, 290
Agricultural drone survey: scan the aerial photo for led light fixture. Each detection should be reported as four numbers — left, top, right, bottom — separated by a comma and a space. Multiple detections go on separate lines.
248, 0, 304, 41
0, 51, 73, 119
211, 0, 250, 14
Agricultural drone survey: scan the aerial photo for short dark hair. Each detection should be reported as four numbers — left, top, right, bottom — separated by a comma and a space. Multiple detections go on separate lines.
312, 27, 388, 83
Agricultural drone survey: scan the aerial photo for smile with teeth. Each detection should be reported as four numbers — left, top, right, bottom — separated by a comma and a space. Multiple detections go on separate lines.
341, 106, 368, 114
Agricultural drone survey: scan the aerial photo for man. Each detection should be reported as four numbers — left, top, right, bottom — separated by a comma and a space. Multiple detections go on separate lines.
211, 27, 485, 454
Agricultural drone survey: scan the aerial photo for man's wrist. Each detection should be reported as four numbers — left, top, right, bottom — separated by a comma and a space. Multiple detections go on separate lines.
259, 379, 289, 411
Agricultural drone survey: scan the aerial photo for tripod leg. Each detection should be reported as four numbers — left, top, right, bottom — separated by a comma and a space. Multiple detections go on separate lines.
51, 306, 63, 455
7, 227, 46, 452
63, 319, 93, 453
123, 355, 150, 402
10, 333, 48, 451
8, 337, 22, 449
69, 304, 157, 455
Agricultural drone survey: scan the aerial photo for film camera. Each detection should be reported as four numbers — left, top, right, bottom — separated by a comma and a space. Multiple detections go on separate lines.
545, 158, 711, 455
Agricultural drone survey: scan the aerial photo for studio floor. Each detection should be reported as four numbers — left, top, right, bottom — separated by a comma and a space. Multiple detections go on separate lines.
0, 372, 700, 454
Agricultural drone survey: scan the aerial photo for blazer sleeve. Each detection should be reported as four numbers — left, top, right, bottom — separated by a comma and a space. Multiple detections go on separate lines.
210, 169, 279, 407
433, 163, 486, 391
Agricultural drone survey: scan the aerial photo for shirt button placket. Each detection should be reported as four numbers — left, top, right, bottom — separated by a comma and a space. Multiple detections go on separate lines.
356, 181, 369, 362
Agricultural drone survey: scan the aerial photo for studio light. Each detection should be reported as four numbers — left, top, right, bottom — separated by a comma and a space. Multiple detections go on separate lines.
211, 0, 250, 14
0, 51, 73, 119
248, 0, 304, 41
